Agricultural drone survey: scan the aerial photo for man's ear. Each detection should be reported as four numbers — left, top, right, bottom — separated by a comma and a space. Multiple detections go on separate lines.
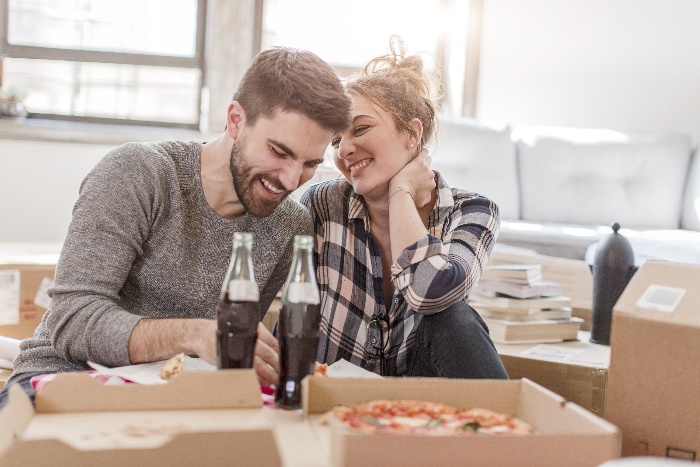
226, 101, 246, 140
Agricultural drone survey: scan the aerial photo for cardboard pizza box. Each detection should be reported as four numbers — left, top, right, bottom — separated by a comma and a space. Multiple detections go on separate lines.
0, 369, 283, 466
303, 377, 620, 467
495, 331, 610, 417
605, 260, 700, 460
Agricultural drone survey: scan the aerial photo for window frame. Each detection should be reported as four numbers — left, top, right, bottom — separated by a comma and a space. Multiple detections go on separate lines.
0, 0, 208, 129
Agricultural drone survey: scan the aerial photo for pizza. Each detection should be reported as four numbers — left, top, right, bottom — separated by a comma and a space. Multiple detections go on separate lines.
314, 362, 328, 377
160, 353, 185, 380
332, 399, 532, 436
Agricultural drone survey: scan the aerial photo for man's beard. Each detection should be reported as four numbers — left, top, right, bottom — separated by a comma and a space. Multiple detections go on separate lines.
229, 137, 289, 218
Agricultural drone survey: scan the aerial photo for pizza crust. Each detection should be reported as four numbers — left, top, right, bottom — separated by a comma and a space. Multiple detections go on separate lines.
160, 353, 185, 380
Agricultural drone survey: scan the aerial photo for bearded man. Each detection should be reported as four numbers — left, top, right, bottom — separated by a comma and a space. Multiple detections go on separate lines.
0, 47, 351, 409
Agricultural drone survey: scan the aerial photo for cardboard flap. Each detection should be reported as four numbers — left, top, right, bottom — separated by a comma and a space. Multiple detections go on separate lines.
518, 379, 619, 435
303, 376, 521, 416
0, 430, 281, 467
0, 385, 36, 458
614, 260, 700, 327
35, 369, 262, 413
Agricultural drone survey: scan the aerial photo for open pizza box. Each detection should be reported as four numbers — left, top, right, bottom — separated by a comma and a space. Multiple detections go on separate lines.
0, 369, 283, 466
302, 376, 620, 467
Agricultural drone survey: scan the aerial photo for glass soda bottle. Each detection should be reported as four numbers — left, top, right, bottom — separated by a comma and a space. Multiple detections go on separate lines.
216, 232, 260, 369
274, 235, 321, 409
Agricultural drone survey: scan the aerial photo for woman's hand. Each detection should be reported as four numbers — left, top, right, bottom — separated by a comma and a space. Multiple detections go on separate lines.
388, 148, 435, 208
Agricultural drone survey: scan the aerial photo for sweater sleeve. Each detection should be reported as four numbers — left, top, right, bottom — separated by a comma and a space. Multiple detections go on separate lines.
44, 144, 169, 367
390, 194, 500, 314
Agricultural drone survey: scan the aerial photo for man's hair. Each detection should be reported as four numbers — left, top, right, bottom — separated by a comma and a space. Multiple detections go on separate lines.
233, 47, 352, 134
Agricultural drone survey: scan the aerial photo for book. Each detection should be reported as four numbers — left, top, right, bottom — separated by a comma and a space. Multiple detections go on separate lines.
480, 264, 542, 285
468, 292, 572, 311
481, 316, 583, 344
475, 306, 573, 322
474, 279, 561, 299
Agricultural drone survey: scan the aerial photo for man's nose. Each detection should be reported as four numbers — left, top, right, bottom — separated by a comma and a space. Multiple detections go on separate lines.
278, 161, 304, 192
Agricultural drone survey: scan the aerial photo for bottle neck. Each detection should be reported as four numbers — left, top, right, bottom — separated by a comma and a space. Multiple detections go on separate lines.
223, 240, 258, 302
282, 245, 319, 305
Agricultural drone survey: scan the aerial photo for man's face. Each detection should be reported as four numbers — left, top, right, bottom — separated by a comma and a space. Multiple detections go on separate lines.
229, 109, 334, 218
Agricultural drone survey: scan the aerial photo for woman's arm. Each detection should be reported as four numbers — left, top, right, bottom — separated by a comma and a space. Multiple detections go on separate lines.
388, 150, 436, 260
390, 189, 500, 315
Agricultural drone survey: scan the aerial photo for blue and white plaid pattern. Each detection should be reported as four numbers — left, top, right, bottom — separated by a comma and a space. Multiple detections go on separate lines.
301, 172, 499, 376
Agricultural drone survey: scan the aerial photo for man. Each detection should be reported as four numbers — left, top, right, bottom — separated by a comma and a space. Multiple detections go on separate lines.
0, 47, 352, 409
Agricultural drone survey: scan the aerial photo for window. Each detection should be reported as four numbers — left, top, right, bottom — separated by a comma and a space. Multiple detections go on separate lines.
0, 0, 206, 128
260, 0, 477, 117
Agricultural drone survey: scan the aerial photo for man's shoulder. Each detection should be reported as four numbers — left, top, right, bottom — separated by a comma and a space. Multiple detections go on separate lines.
108, 140, 197, 160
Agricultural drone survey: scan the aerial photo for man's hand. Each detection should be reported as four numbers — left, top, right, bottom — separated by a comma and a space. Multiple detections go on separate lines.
254, 321, 280, 386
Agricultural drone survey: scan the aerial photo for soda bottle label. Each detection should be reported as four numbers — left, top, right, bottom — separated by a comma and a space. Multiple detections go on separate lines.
286, 282, 319, 304
227, 280, 259, 302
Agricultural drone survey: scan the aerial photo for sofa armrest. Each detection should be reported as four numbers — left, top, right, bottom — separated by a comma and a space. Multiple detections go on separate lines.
681, 146, 700, 231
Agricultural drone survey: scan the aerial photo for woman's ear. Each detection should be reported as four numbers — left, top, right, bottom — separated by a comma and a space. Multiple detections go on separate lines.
226, 101, 246, 140
408, 117, 424, 152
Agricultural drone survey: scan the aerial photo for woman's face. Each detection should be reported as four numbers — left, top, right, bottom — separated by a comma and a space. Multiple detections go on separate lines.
332, 94, 415, 198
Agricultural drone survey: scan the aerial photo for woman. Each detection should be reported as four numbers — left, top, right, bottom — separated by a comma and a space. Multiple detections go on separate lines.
301, 37, 507, 378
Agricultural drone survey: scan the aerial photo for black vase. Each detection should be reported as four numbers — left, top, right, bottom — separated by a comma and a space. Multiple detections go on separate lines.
590, 223, 636, 345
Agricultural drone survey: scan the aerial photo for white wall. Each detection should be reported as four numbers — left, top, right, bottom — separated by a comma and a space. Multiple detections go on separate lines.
0, 140, 110, 242
0, 138, 337, 243
477, 0, 700, 145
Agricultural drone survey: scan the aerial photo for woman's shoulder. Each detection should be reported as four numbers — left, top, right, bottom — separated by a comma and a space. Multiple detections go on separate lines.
301, 177, 353, 206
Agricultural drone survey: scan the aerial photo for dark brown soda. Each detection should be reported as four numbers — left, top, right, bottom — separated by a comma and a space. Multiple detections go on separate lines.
216, 300, 259, 369
274, 302, 321, 409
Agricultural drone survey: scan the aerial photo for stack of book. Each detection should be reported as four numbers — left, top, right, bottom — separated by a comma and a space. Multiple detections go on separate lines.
469, 264, 583, 344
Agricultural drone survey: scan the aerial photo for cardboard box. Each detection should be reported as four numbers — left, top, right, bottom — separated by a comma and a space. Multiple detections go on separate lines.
0, 263, 56, 340
303, 377, 620, 467
0, 370, 284, 466
495, 331, 610, 417
606, 260, 700, 460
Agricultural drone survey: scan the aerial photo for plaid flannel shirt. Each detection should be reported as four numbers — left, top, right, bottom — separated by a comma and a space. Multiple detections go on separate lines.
301, 172, 500, 376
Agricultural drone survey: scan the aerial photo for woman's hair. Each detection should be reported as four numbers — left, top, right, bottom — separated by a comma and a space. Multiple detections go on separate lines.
347, 36, 443, 150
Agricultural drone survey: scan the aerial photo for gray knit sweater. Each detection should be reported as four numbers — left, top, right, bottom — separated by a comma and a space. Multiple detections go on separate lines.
12, 140, 312, 376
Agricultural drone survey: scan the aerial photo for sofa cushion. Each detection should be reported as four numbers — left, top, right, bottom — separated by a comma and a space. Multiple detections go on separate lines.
431, 116, 520, 219
681, 147, 700, 231
497, 220, 606, 260
513, 126, 692, 229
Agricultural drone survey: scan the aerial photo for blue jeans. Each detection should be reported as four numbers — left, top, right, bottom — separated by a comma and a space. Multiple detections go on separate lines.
0, 371, 46, 411
406, 301, 509, 379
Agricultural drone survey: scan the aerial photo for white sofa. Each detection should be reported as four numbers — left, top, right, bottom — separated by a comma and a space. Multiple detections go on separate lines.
430, 116, 700, 265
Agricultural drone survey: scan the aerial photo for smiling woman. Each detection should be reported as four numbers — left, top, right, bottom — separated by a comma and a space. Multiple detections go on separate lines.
300, 37, 508, 380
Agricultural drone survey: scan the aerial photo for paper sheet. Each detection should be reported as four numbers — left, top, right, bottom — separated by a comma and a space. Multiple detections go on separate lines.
87, 356, 217, 385
0, 335, 20, 368
85, 357, 380, 385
